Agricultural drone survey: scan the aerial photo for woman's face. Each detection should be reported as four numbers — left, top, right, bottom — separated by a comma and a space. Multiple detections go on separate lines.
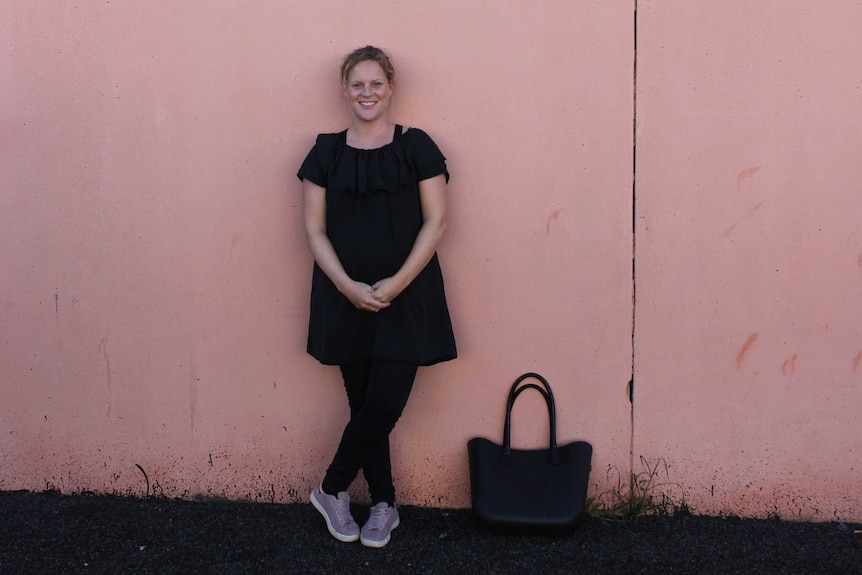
343, 60, 393, 123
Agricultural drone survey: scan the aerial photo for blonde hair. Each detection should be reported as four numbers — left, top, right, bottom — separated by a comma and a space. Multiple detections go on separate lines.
340, 45, 396, 86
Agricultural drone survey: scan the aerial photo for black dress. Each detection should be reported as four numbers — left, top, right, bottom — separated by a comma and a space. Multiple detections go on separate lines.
297, 125, 457, 366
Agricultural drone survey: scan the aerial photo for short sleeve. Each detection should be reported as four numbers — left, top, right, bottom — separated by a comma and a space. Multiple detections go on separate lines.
405, 129, 450, 183
297, 133, 339, 187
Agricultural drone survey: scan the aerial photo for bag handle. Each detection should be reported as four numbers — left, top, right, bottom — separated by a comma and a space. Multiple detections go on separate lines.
501, 373, 560, 465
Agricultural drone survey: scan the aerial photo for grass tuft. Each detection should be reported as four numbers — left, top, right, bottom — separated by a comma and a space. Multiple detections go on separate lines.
587, 456, 685, 522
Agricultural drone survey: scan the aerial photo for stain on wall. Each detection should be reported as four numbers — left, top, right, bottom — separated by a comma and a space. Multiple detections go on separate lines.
736, 332, 759, 370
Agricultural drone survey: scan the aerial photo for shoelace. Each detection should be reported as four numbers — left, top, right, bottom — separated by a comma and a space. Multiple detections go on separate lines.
333, 498, 352, 526
366, 506, 389, 530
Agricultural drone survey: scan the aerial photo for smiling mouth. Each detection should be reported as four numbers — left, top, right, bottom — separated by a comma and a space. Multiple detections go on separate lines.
359, 102, 376, 108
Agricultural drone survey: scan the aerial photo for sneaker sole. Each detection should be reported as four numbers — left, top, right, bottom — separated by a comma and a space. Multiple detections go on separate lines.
310, 490, 360, 543
360, 516, 400, 548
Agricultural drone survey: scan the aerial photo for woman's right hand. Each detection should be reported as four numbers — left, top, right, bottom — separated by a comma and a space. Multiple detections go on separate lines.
304, 180, 388, 312
305, 180, 385, 312
340, 280, 391, 312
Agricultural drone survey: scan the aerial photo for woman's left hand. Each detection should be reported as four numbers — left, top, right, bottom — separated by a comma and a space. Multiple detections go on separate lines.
370, 173, 448, 306
371, 277, 405, 304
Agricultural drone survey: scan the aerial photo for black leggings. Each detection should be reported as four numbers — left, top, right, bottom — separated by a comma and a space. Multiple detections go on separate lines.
321, 359, 418, 505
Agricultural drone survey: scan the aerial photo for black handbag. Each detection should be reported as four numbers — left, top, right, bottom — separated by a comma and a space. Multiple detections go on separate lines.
467, 372, 592, 532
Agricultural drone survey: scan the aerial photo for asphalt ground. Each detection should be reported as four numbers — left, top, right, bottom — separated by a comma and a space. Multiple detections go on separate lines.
1, 490, 860, 574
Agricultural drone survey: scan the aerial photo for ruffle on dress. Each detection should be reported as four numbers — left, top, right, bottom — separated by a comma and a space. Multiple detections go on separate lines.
326, 133, 413, 197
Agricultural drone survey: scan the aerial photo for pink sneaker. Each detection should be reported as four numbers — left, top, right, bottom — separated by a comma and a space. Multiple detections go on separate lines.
360, 502, 400, 548
310, 487, 360, 542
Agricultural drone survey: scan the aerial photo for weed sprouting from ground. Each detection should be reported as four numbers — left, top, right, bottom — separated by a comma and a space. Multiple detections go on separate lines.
588, 456, 685, 521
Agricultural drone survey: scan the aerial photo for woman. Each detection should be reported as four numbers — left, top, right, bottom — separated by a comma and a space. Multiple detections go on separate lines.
297, 45, 456, 548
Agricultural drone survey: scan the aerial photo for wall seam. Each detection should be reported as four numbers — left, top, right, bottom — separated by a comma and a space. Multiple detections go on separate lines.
629, 0, 638, 481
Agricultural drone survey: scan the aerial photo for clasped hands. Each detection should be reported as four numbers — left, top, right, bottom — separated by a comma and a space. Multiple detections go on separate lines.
342, 277, 403, 312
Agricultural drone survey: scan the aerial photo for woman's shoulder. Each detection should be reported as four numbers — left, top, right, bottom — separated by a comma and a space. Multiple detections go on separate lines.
314, 129, 347, 145
307, 130, 347, 160
399, 126, 448, 180
400, 126, 444, 152
401, 126, 432, 141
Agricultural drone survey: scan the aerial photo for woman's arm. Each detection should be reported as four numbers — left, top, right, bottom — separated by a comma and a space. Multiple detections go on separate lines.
371, 173, 448, 303
303, 180, 389, 312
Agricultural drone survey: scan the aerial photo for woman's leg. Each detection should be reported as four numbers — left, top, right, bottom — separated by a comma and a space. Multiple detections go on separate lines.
335, 360, 392, 503
322, 359, 418, 504
356, 360, 418, 505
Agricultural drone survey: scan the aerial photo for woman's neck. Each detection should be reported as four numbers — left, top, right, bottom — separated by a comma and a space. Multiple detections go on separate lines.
346, 120, 396, 149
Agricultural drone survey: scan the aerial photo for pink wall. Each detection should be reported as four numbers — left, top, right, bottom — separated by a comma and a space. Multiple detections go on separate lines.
2, 1, 633, 507
1, 1, 858, 521
636, 1, 862, 520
